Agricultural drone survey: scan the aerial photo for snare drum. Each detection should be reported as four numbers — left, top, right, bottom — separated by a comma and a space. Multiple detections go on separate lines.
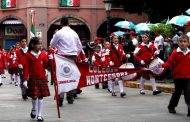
149, 58, 165, 76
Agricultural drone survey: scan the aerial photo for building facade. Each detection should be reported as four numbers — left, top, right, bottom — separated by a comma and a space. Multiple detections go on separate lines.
0, 0, 148, 49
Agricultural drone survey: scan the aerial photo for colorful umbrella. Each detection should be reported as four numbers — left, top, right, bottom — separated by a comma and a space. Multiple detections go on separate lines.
168, 15, 190, 26
113, 31, 126, 36
114, 21, 135, 29
186, 8, 190, 15
135, 23, 151, 33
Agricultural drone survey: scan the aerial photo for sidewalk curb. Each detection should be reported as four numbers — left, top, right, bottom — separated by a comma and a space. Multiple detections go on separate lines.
124, 81, 174, 93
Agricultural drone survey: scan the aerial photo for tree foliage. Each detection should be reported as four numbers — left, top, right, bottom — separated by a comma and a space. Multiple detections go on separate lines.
150, 24, 174, 38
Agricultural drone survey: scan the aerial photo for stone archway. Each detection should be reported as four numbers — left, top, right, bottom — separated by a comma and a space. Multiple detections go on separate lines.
0, 15, 27, 28
97, 17, 125, 38
0, 15, 27, 50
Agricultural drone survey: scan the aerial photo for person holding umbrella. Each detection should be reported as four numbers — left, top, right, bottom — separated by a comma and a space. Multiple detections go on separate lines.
185, 21, 190, 41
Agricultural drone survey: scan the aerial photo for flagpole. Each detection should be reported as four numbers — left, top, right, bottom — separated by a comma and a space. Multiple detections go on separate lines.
50, 56, 61, 118
30, 9, 35, 38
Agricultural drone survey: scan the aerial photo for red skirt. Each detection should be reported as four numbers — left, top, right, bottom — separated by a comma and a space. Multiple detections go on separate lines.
0, 68, 4, 74
27, 79, 50, 98
8, 67, 19, 74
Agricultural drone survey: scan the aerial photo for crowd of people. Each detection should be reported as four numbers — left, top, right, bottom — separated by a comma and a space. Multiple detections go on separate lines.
0, 17, 190, 121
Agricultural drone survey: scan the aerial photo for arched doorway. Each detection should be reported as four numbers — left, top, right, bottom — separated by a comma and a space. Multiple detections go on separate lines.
47, 17, 91, 47
0, 17, 27, 50
97, 18, 125, 38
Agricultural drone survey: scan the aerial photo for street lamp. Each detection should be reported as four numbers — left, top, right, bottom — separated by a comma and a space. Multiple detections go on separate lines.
104, 0, 112, 42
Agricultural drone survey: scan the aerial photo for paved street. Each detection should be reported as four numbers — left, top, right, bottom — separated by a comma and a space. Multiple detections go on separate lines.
0, 71, 189, 122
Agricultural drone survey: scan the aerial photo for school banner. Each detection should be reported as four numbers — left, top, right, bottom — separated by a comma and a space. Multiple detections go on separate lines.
54, 54, 142, 94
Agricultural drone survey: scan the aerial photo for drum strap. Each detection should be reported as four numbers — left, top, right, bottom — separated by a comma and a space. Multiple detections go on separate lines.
111, 45, 121, 59
144, 46, 153, 57
94, 53, 101, 60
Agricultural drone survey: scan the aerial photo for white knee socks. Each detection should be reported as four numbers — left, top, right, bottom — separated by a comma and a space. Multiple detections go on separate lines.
108, 80, 112, 92
150, 78, 157, 91
0, 75, 2, 83
118, 80, 124, 93
111, 81, 115, 93
32, 99, 37, 115
38, 99, 43, 117
140, 77, 146, 90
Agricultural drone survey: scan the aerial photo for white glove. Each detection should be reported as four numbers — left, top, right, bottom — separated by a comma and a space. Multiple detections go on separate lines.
101, 57, 105, 62
140, 60, 145, 65
154, 50, 160, 55
18, 64, 23, 69
48, 54, 53, 59
126, 54, 131, 58
109, 61, 114, 66
84, 58, 88, 63
23, 81, 28, 89
13, 57, 16, 61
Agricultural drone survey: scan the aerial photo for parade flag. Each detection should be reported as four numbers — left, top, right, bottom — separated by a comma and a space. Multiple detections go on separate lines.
1, 0, 16, 8
60, 0, 80, 7
54, 54, 142, 94
30, 10, 35, 38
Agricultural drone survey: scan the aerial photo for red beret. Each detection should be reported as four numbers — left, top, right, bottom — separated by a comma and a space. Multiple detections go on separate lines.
185, 21, 190, 26
130, 30, 136, 36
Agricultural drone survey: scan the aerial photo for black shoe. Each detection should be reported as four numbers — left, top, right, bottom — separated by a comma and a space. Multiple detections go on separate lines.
37, 116, 44, 121
168, 106, 176, 114
112, 92, 117, 96
95, 84, 99, 89
30, 110, 36, 119
107, 89, 112, 93
140, 90, 145, 95
120, 92, 126, 97
77, 89, 82, 94
67, 97, 74, 104
102, 85, 108, 89
153, 90, 162, 95
168, 108, 176, 114
59, 99, 63, 107
187, 113, 190, 117
73, 93, 77, 99
0, 83, 3, 86
22, 95, 28, 100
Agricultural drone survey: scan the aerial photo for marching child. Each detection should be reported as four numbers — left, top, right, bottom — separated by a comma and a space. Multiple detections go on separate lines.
159, 34, 190, 116
23, 37, 50, 121
16, 39, 28, 100
110, 35, 129, 97
0, 47, 5, 86
102, 41, 114, 92
92, 45, 104, 89
133, 33, 161, 95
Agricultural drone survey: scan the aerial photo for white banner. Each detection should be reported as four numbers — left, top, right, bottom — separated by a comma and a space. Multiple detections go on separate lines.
54, 54, 81, 94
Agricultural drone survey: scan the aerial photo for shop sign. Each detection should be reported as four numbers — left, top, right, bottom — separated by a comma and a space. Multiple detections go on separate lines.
5, 26, 26, 36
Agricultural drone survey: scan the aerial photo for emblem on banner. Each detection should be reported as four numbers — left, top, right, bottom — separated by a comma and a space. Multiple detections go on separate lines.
60, 63, 73, 77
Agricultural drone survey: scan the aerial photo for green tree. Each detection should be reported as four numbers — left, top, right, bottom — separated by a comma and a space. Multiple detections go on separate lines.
150, 24, 174, 38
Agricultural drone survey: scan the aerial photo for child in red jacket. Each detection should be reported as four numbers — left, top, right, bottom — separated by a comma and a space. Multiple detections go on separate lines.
134, 33, 161, 95
23, 37, 50, 121
92, 45, 104, 89
159, 34, 190, 116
